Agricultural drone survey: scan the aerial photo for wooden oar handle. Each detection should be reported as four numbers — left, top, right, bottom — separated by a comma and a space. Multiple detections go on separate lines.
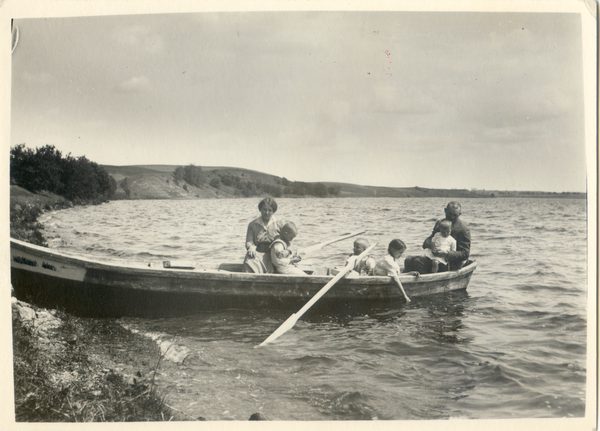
301, 230, 366, 256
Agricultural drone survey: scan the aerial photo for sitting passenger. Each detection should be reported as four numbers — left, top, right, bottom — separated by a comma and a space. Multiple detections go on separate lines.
373, 239, 406, 277
243, 197, 284, 273
373, 239, 411, 303
404, 201, 471, 274
270, 222, 306, 275
423, 220, 456, 273
345, 238, 376, 278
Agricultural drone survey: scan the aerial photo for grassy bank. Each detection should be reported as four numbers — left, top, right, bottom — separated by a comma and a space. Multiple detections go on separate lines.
10, 186, 73, 246
12, 301, 188, 422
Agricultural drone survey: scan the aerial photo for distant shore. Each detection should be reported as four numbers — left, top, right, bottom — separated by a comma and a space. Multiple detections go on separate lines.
9, 182, 586, 248
101, 164, 586, 201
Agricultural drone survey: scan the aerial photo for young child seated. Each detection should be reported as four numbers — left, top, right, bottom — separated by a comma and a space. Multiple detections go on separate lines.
269, 222, 306, 275
424, 220, 456, 273
373, 239, 411, 303
373, 239, 406, 276
345, 237, 376, 278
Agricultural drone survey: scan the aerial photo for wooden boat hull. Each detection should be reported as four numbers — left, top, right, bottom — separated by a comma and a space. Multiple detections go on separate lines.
10, 238, 477, 317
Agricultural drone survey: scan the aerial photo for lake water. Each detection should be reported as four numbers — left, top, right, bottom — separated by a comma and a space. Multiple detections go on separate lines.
41, 197, 591, 421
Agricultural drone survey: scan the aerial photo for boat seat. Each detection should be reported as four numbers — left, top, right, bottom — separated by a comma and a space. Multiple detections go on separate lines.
217, 263, 245, 272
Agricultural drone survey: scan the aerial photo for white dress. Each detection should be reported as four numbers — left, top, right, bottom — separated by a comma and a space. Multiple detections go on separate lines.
424, 232, 457, 265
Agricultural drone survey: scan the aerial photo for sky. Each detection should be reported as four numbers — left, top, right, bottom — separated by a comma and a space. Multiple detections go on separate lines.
5, 2, 596, 193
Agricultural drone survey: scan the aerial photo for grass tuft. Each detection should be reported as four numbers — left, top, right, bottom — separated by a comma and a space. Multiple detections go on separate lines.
10, 203, 47, 246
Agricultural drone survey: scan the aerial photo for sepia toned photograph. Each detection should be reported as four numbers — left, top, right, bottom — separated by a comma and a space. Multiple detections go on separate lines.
2, 0, 596, 429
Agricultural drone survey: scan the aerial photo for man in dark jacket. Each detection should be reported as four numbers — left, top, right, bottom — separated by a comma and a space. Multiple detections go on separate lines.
405, 201, 471, 273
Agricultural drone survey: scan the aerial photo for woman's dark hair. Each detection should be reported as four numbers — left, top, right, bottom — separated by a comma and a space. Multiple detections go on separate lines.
388, 239, 406, 255
258, 197, 278, 212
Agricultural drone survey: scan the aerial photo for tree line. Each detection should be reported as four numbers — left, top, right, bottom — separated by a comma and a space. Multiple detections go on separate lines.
173, 164, 341, 198
10, 144, 117, 203
10, 143, 339, 203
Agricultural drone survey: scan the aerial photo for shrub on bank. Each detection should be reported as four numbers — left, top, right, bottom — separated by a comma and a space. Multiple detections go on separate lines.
10, 144, 117, 202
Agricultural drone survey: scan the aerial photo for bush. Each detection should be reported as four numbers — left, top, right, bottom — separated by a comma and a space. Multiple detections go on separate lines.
312, 182, 327, 197
10, 144, 63, 194
173, 167, 184, 184
220, 174, 234, 187
260, 184, 282, 198
327, 185, 341, 196
183, 165, 204, 187
10, 144, 115, 202
173, 165, 206, 188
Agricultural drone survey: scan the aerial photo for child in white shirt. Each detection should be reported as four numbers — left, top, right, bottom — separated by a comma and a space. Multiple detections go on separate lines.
424, 220, 456, 273
269, 222, 306, 275
373, 239, 411, 303
345, 237, 376, 278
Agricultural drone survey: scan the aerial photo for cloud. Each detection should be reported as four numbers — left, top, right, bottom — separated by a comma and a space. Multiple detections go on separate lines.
116, 75, 151, 93
9, 12, 587, 193
113, 24, 165, 55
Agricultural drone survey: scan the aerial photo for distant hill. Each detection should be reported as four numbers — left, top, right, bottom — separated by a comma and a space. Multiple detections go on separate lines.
320, 182, 483, 199
102, 164, 297, 200
101, 164, 586, 200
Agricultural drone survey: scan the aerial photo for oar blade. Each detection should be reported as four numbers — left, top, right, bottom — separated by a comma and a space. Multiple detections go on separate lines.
256, 243, 377, 348
257, 313, 299, 347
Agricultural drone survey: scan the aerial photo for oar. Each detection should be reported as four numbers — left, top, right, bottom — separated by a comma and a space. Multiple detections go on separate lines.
300, 230, 366, 256
257, 243, 377, 347
158, 231, 366, 270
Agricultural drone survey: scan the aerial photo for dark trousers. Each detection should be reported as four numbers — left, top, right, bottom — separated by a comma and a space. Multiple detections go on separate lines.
404, 256, 449, 274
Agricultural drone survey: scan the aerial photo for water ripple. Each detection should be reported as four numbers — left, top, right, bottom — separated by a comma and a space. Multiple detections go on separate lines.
43, 197, 588, 420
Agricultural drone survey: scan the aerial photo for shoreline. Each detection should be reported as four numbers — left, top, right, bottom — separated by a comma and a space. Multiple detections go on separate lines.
11, 296, 187, 422
11, 295, 271, 422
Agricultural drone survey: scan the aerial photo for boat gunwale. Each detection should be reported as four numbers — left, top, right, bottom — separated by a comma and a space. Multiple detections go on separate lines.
10, 237, 477, 285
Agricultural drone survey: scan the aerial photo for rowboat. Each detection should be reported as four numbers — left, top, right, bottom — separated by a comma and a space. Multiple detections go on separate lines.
10, 238, 477, 318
